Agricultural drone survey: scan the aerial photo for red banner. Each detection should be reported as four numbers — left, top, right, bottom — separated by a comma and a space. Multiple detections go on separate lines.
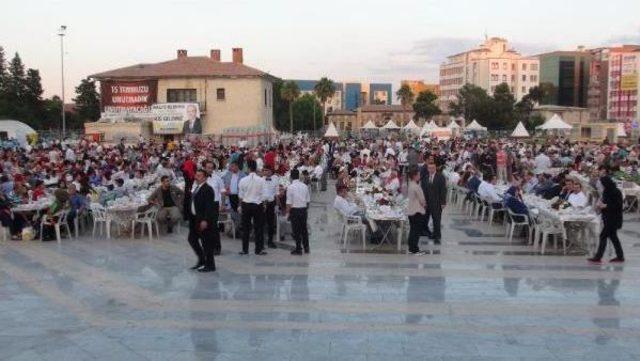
100, 80, 157, 113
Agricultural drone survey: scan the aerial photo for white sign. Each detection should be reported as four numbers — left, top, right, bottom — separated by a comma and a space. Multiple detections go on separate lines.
151, 103, 201, 134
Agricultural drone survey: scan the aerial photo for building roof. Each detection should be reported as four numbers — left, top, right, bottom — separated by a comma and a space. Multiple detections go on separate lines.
91, 56, 278, 81
360, 104, 406, 112
534, 105, 588, 111
327, 109, 356, 116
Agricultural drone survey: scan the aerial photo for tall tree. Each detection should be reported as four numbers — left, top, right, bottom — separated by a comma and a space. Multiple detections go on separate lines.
272, 79, 289, 131
448, 84, 494, 126
396, 84, 414, 125
0, 46, 8, 116
280, 80, 300, 133
5, 53, 27, 118
490, 83, 516, 130
313, 77, 335, 131
74, 78, 101, 122
291, 94, 322, 132
412, 90, 441, 121
527, 83, 557, 105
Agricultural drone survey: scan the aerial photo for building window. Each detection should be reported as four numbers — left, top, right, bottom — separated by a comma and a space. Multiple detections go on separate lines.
522, 63, 527, 71
167, 89, 197, 103
511, 64, 516, 71
530, 75, 538, 82
216, 88, 225, 101
491, 62, 499, 70
511, 75, 515, 82
502, 62, 507, 70
502, 74, 507, 82
264, 89, 268, 107
491, 74, 499, 81
531, 63, 538, 71
522, 75, 527, 82
522, 86, 526, 93
511, 86, 515, 93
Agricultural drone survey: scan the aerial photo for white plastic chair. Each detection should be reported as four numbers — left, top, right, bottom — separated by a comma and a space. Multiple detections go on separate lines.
487, 202, 507, 226
505, 209, 532, 243
40, 210, 73, 244
538, 217, 567, 255
131, 206, 159, 241
90, 203, 111, 239
337, 211, 367, 250
218, 211, 235, 239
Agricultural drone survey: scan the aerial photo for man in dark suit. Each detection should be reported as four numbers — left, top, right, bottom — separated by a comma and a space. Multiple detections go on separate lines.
420, 161, 447, 244
187, 169, 216, 272
182, 104, 202, 134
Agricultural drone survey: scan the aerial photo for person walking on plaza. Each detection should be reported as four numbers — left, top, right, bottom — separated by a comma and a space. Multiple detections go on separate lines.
286, 169, 310, 255
205, 161, 225, 255
148, 175, 184, 233
187, 169, 216, 273
262, 167, 279, 249
420, 161, 447, 244
589, 175, 625, 264
406, 169, 427, 255
238, 160, 268, 255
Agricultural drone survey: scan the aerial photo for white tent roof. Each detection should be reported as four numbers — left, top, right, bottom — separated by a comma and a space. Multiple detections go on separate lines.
537, 114, 572, 130
466, 119, 487, 131
323, 122, 339, 138
403, 119, 420, 130
0, 120, 36, 147
511, 122, 530, 138
616, 123, 627, 137
447, 120, 461, 129
361, 120, 378, 129
422, 120, 437, 132
382, 119, 400, 129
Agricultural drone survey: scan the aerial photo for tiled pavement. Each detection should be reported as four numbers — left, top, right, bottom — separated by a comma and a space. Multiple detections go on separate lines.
2, 185, 640, 360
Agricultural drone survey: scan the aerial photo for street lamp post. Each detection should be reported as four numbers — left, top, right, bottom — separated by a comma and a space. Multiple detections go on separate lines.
58, 25, 67, 139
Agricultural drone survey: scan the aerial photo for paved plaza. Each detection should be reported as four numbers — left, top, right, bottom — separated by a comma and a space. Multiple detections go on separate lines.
2, 186, 640, 361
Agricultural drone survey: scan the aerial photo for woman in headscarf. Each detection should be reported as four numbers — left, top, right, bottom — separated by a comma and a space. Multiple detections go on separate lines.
588, 175, 625, 264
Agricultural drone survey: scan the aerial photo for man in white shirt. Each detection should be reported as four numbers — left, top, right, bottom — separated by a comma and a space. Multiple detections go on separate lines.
534, 151, 552, 173
156, 158, 176, 181
65, 147, 76, 162
334, 186, 362, 217
567, 182, 588, 208
238, 159, 267, 255
205, 161, 226, 255
478, 175, 502, 204
523, 171, 538, 194
286, 168, 310, 255
262, 167, 279, 248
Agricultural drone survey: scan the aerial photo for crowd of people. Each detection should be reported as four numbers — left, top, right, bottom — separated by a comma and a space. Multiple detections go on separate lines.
1, 133, 638, 271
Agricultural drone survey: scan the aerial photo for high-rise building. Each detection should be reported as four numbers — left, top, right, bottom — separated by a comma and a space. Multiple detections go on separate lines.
587, 48, 611, 121
536, 48, 591, 107
291, 80, 392, 111
439, 37, 539, 106
401, 80, 440, 100
606, 46, 640, 125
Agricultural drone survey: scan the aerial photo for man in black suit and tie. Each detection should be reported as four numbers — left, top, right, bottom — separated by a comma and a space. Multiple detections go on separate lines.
182, 104, 202, 135
187, 169, 216, 272
420, 161, 447, 244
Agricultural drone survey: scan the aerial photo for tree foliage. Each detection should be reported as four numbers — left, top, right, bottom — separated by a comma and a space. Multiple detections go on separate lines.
0, 46, 83, 130
74, 78, 101, 122
290, 94, 322, 132
412, 90, 441, 121
279, 80, 300, 133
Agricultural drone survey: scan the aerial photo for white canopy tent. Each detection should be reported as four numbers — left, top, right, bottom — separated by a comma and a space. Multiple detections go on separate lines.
0, 120, 36, 147
403, 119, 420, 132
382, 119, 400, 130
616, 123, 627, 138
465, 119, 487, 131
511, 121, 530, 138
537, 114, 572, 131
323, 122, 339, 138
448, 120, 461, 129
361, 120, 378, 130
